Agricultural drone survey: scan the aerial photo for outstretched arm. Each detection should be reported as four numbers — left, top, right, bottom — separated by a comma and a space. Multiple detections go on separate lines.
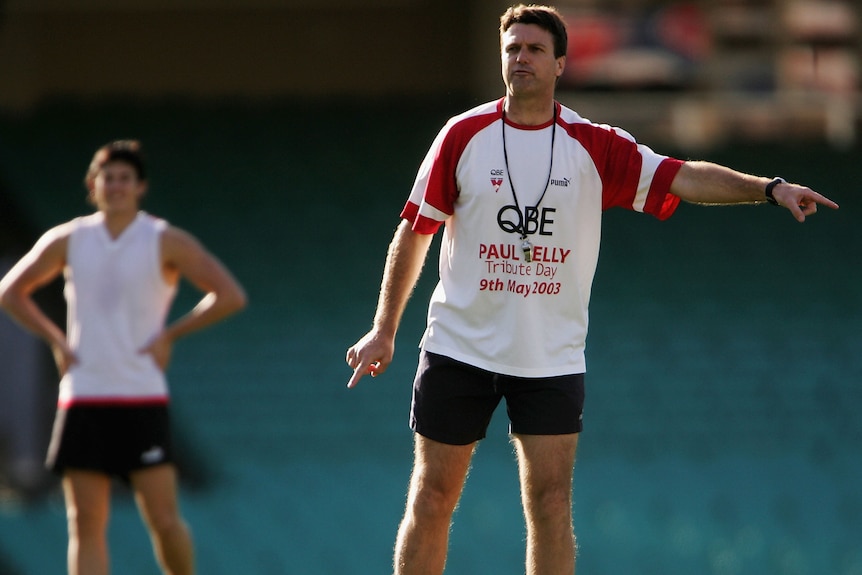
0, 225, 76, 375
142, 226, 247, 369
346, 219, 434, 389
670, 161, 839, 222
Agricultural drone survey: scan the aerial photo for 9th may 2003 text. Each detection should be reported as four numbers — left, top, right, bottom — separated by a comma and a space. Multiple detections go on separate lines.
478, 242, 568, 298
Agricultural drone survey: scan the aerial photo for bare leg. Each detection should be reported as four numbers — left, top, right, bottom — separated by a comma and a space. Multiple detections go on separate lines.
393, 434, 475, 575
512, 433, 579, 575
131, 465, 194, 575
62, 470, 112, 575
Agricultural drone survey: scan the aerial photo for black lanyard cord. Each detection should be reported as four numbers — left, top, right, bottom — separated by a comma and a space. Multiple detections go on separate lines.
501, 105, 557, 241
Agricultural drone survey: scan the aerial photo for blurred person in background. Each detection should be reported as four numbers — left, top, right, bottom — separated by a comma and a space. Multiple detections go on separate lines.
346, 4, 838, 575
0, 140, 247, 575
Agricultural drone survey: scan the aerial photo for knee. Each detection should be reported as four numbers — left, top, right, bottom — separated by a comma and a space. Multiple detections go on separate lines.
407, 478, 462, 521
525, 484, 572, 523
145, 508, 189, 539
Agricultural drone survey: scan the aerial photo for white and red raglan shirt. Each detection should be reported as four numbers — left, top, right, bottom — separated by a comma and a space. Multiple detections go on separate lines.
401, 98, 684, 378
58, 212, 177, 407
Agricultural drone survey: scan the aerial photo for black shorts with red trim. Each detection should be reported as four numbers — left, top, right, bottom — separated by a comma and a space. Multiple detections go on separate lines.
46, 402, 173, 481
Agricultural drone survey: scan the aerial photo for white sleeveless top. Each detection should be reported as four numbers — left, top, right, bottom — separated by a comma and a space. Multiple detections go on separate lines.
58, 212, 177, 407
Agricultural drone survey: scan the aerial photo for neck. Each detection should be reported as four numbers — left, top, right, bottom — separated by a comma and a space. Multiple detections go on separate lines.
102, 209, 138, 239
504, 96, 555, 126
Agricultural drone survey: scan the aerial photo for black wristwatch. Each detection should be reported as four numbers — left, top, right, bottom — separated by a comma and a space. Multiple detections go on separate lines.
765, 177, 785, 205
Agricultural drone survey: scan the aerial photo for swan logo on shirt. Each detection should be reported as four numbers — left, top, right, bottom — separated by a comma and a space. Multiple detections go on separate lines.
490, 169, 504, 193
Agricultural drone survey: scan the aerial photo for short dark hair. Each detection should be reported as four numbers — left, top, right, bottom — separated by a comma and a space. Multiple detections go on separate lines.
499, 4, 568, 59
84, 140, 147, 191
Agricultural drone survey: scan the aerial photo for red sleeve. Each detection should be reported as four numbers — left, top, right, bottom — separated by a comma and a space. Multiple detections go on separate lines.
399, 202, 443, 234
644, 158, 683, 220
562, 121, 683, 220
402, 107, 500, 233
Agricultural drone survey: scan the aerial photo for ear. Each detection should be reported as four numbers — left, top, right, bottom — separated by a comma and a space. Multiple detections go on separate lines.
555, 55, 566, 78
85, 179, 96, 203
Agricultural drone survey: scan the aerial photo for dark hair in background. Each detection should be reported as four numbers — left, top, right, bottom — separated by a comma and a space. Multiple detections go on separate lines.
84, 140, 147, 191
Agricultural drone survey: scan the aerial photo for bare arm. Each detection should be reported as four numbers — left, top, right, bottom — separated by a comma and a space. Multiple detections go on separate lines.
345, 219, 434, 388
142, 226, 248, 369
671, 161, 839, 222
0, 225, 76, 375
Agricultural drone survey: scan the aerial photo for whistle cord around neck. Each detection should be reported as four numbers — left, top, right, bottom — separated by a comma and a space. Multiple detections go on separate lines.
501, 105, 557, 240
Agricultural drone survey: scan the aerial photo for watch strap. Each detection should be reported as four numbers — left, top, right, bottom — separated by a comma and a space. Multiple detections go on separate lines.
765, 177, 785, 205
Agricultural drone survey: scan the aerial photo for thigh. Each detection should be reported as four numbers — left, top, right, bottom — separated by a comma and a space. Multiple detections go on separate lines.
130, 464, 181, 527
62, 470, 112, 526
511, 433, 579, 497
409, 434, 476, 499
410, 351, 502, 445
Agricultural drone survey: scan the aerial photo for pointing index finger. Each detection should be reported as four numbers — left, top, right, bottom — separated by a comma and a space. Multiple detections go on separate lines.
347, 361, 380, 389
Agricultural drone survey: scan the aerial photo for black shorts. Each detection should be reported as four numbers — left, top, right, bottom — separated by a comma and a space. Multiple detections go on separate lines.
410, 351, 585, 445
46, 403, 174, 481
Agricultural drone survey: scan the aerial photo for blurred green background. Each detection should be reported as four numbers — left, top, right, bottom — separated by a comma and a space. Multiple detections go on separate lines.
0, 0, 860, 573
0, 98, 858, 575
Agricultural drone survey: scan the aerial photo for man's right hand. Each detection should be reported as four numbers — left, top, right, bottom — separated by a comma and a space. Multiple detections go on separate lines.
345, 330, 395, 389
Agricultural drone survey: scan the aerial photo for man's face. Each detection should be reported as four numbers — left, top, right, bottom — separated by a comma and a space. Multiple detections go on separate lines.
501, 23, 565, 99
90, 161, 146, 213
